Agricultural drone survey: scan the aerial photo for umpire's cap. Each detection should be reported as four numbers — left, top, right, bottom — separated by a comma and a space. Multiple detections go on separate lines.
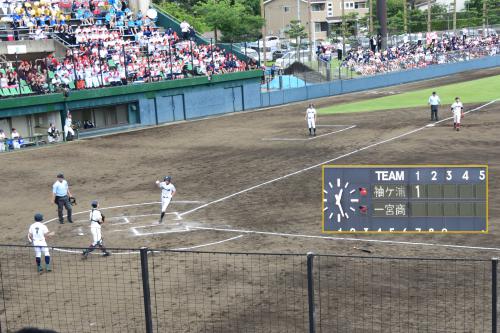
57, 173, 64, 179
34, 213, 44, 222
164, 176, 172, 182
91, 200, 98, 208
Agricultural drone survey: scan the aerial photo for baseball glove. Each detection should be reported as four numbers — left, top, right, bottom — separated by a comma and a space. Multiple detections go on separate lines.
101, 214, 105, 224
69, 197, 77, 205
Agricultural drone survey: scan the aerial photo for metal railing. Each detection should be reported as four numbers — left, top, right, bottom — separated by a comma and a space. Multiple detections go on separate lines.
0, 244, 498, 333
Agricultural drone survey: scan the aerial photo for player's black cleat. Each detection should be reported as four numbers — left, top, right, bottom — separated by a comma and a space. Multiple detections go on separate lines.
103, 251, 111, 257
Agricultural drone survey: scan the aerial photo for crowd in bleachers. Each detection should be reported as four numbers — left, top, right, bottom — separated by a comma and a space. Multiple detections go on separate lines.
338, 33, 499, 76
0, 0, 250, 97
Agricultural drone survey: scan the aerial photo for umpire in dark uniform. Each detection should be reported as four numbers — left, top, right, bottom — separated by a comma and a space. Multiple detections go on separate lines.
51, 173, 73, 224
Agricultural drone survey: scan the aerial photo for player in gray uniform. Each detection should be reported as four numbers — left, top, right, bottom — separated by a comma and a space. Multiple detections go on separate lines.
156, 176, 176, 223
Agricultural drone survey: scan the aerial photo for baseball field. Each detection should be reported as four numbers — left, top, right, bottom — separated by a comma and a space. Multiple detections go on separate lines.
1, 66, 500, 332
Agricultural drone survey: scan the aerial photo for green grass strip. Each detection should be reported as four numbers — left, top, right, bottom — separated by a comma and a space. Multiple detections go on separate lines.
319, 74, 500, 114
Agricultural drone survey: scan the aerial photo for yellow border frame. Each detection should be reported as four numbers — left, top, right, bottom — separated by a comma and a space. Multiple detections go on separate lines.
321, 164, 489, 234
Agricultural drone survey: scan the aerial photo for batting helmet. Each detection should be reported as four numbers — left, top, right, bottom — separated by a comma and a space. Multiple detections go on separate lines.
57, 173, 64, 179
91, 200, 98, 208
164, 176, 172, 182
34, 213, 44, 222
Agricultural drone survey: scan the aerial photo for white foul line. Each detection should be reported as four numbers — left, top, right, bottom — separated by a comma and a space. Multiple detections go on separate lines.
171, 235, 245, 251
190, 226, 500, 252
180, 99, 498, 218
262, 125, 356, 141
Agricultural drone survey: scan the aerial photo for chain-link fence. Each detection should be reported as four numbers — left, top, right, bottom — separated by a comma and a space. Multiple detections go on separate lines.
0, 245, 498, 333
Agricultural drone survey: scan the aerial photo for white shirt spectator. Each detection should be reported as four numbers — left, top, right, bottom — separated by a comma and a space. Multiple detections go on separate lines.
180, 20, 190, 33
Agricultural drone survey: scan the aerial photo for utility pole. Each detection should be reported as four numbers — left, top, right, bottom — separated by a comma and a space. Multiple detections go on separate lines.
482, 0, 487, 30
376, 0, 387, 49
427, 0, 431, 32
369, 0, 373, 34
403, 0, 408, 33
452, 0, 457, 31
341, 0, 346, 56
308, 0, 313, 61
260, 0, 267, 66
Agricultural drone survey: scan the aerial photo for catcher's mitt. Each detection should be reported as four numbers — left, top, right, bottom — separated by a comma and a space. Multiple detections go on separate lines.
69, 197, 77, 205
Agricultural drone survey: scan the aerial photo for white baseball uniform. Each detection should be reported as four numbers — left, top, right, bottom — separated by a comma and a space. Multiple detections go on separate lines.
28, 222, 50, 257
89, 208, 103, 246
451, 101, 463, 124
159, 182, 176, 212
306, 107, 317, 129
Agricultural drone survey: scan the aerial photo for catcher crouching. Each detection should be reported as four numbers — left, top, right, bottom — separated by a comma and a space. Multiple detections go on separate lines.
82, 200, 111, 258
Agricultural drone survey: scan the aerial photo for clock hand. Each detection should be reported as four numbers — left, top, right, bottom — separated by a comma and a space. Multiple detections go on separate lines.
337, 202, 345, 217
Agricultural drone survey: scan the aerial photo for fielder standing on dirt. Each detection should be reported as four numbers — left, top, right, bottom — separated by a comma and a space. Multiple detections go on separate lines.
305, 104, 317, 136
156, 176, 176, 224
82, 200, 111, 258
28, 213, 53, 273
451, 97, 464, 131
52, 173, 74, 224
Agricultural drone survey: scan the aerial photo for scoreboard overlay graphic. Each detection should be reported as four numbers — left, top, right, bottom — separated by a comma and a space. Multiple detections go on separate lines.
322, 165, 488, 234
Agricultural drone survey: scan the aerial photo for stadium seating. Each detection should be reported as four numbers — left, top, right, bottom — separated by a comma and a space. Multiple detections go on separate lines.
0, 0, 249, 98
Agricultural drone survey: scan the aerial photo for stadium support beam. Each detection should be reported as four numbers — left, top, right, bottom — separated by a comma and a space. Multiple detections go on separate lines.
376, 0, 388, 49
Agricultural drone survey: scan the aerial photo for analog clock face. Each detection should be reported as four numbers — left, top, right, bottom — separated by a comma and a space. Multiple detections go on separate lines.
323, 178, 361, 223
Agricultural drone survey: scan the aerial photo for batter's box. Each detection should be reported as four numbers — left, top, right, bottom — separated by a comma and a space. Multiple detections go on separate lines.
262, 124, 356, 141
131, 223, 190, 236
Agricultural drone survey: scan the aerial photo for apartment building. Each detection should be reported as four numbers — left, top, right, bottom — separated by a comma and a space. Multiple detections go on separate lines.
263, 0, 369, 43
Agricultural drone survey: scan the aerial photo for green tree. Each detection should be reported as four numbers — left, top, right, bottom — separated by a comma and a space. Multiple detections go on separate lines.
285, 20, 307, 57
195, 0, 263, 42
156, 1, 209, 33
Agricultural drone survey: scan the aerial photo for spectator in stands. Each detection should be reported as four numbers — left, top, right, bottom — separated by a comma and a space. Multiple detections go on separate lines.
180, 20, 191, 40
11, 128, 21, 149
47, 123, 60, 143
0, 129, 6, 152
0, 73, 8, 88
51, 73, 61, 89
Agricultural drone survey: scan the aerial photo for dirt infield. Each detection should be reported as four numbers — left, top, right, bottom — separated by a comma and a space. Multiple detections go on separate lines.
1, 67, 500, 332
1, 67, 499, 257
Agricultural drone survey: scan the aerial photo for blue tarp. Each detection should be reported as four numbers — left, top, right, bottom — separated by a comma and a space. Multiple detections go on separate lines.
263, 75, 307, 90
